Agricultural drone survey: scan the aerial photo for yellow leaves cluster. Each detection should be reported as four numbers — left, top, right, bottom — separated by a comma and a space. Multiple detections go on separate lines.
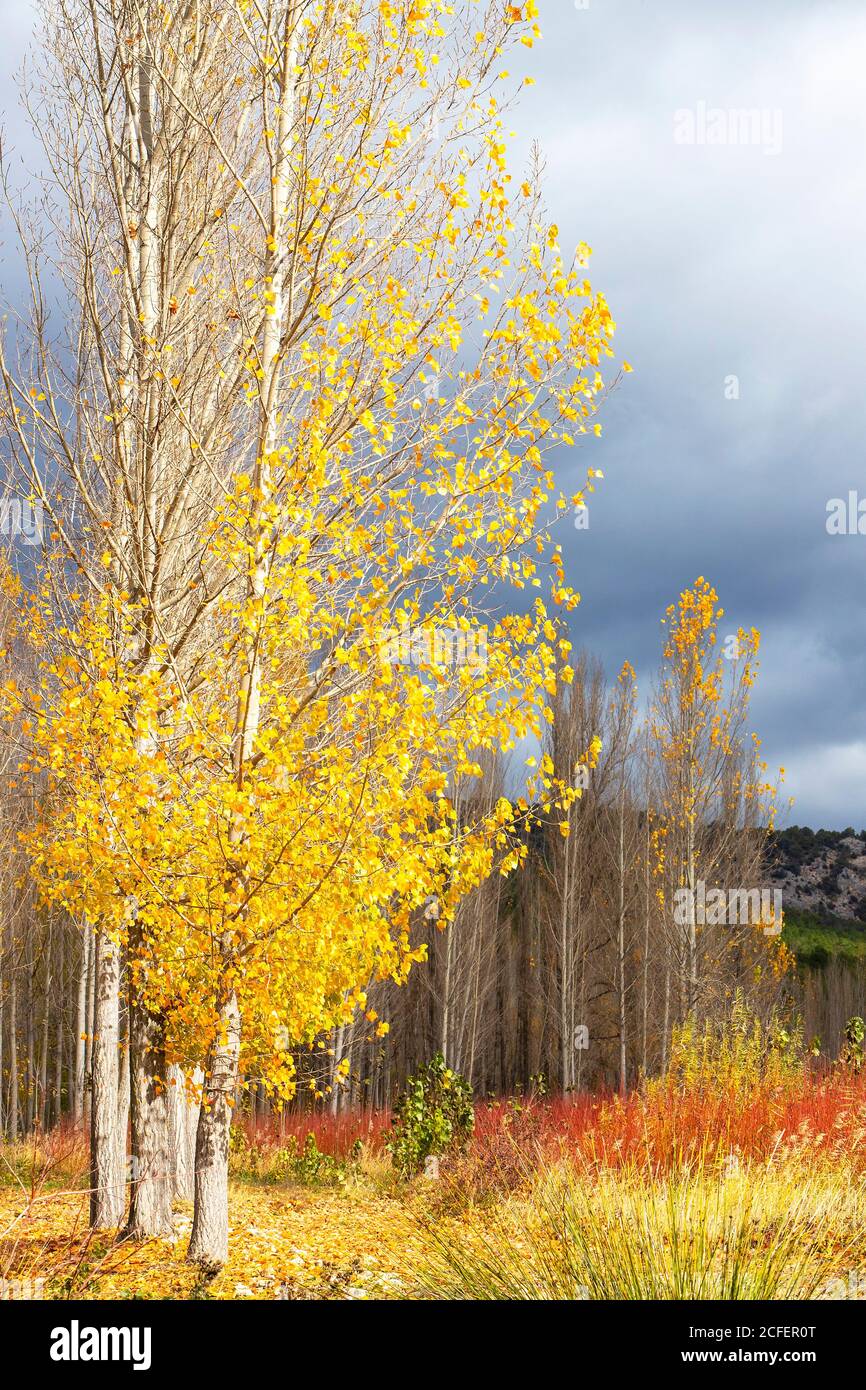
0, 0, 626, 1102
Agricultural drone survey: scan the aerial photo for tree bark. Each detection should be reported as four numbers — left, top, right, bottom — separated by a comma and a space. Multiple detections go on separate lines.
54, 929, 65, 1126
84, 926, 95, 1129
126, 991, 173, 1238
8, 968, 17, 1140
0, 984, 4, 1139
25, 933, 34, 1133
73, 922, 90, 1126
617, 791, 628, 1096
90, 931, 124, 1228
117, 997, 130, 1170
169, 1063, 201, 1203
187, 6, 297, 1271
188, 987, 240, 1270
38, 929, 52, 1129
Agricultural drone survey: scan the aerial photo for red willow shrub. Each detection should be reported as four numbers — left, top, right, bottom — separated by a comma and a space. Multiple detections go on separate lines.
469, 1071, 866, 1178
239, 1107, 392, 1161
232, 1065, 866, 1187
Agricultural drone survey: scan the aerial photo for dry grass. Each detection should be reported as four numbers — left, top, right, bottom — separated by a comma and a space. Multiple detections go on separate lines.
413, 1150, 866, 1300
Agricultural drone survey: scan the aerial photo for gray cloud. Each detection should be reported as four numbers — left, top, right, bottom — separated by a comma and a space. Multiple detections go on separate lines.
513, 0, 866, 828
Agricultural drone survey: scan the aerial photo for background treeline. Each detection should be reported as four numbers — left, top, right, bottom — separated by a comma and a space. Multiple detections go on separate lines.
293, 644, 791, 1107
1, 617, 806, 1135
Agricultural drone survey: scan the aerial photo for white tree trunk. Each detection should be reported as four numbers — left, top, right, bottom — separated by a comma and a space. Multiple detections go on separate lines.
90, 932, 124, 1228
126, 993, 173, 1237
73, 922, 90, 1127
188, 991, 241, 1270
169, 1063, 202, 1203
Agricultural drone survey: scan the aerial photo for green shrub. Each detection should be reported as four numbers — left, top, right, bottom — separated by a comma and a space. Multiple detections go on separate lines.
388, 1053, 474, 1177
229, 1127, 353, 1187
841, 1016, 865, 1072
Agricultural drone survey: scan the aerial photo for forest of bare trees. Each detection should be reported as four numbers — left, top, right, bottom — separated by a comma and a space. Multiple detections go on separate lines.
289, 632, 793, 1106
0, 610, 792, 1138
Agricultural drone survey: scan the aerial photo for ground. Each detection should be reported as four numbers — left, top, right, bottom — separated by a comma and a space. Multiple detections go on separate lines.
0, 1178, 428, 1300
3, 1062, 866, 1301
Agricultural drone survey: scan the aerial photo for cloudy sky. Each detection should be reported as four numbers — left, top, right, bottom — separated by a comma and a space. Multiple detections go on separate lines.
512, 0, 866, 831
1, 0, 864, 828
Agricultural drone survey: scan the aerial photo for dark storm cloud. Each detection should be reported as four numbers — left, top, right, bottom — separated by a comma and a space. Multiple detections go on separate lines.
511, 0, 866, 828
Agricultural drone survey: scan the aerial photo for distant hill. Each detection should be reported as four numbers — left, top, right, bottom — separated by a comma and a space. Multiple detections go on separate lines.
770, 826, 866, 925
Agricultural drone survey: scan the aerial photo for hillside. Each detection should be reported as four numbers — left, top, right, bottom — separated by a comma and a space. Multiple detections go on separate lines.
770, 827, 866, 925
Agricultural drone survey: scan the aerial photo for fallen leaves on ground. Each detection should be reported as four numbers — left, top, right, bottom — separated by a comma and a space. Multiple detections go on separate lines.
0, 1180, 436, 1300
